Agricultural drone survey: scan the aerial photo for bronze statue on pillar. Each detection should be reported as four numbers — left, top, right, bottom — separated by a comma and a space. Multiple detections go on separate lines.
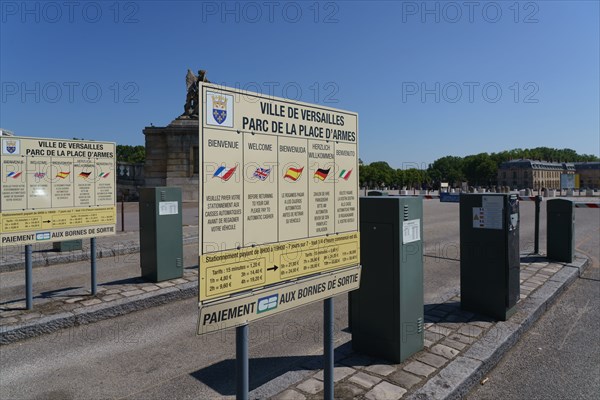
182, 69, 209, 119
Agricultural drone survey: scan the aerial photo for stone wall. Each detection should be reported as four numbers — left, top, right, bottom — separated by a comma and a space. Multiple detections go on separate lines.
116, 161, 145, 201
143, 118, 199, 201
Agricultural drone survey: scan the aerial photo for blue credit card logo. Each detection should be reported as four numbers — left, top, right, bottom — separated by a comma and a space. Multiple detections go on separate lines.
36, 232, 51, 241
257, 294, 278, 314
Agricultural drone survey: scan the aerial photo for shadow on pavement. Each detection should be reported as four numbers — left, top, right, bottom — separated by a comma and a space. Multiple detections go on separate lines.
100, 277, 145, 286
190, 342, 355, 396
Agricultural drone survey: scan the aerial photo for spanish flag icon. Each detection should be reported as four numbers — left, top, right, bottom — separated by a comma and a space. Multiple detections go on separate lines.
314, 168, 330, 181
284, 166, 304, 181
56, 171, 70, 179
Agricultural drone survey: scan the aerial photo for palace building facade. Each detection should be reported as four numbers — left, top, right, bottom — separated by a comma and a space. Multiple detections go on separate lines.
497, 160, 575, 190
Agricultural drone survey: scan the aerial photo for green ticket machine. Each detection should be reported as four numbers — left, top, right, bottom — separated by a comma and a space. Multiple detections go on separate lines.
139, 187, 184, 282
350, 196, 424, 363
546, 199, 575, 263
53, 240, 83, 252
459, 193, 520, 321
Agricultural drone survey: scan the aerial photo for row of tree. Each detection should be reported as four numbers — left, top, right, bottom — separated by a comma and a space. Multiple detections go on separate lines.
360, 147, 599, 189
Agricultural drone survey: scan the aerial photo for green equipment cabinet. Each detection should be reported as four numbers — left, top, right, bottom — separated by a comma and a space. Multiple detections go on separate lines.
350, 196, 424, 363
367, 190, 388, 196
546, 199, 575, 263
139, 187, 184, 282
459, 193, 520, 321
53, 240, 83, 252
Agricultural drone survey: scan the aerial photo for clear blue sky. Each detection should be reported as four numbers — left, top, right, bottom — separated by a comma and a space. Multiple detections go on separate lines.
1, 1, 598, 167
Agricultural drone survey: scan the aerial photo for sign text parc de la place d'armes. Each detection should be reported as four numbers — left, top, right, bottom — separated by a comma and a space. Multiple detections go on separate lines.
0, 137, 116, 246
197, 83, 361, 334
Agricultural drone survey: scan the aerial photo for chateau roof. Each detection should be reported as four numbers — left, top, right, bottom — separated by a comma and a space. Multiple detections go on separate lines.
574, 161, 600, 170
499, 159, 575, 171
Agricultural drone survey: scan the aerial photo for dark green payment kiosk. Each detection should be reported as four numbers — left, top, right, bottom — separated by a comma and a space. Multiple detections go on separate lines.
350, 196, 424, 363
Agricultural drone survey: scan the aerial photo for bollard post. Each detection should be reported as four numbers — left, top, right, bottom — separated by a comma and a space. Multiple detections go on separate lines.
121, 194, 125, 232
236, 324, 249, 400
324, 297, 334, 400
91, 237, 97, 295
534, 196, 541, 254
25, 245, 33, 310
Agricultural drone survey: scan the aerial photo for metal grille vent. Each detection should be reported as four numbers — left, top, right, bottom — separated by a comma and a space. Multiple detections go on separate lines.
176, 257, 183, 268
417, 317, 423, 333
160, 191, 166, 201
404, 205, 409, 221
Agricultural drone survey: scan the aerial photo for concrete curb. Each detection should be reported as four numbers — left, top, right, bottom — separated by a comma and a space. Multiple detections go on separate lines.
407, 254, 590, 400
0, 235, 199, 273
0, 281, 198, 345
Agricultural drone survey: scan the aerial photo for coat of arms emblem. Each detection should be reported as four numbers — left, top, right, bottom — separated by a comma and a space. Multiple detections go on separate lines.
5, 140, 17, 154
212, 94, 228, 125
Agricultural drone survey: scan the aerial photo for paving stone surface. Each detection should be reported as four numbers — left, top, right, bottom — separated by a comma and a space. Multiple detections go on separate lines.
365, 381, 407, 400
274, 256, 580, 400
457, 325, 483, 338
1, 244, 585, 400
388, 370, 422, 389
403, 361, 437, 377
417, 352, 449, 368
334, 382, 365, 398
80, 299, 103, 306
365, 363, 396, 376
296, 378, 323, 395
430, 343, 460, 359
348, 371, 382, 388
273, 389, 306, 400
121, 289, 146, 297
313, 366, 355, 382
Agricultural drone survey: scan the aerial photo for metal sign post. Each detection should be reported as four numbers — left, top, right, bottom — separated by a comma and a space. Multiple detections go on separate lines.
534, 195, 542, 254
25, 244, 32, 310
90, 237, 97, 295
236, 324, 249, 400
324, 297, 334, 400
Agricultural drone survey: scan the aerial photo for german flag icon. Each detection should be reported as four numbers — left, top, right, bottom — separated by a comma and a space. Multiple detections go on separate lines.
314, 168, 330, 181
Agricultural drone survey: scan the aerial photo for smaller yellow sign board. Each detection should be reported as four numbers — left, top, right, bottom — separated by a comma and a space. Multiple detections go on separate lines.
1, 207, 115, 232
0, 207, 117, 245
201, 232, 359, 301
1, 136, 116, 246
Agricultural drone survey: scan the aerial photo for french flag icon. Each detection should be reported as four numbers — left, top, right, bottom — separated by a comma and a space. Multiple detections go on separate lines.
213, 165, 237, 181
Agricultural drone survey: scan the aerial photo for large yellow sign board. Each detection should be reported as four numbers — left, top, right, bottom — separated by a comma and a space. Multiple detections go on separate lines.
0, 136, 116, 246
199, 83, 359, 302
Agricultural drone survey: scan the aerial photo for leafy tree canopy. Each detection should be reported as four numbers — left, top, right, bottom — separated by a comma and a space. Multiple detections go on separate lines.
117, 145, 145, 163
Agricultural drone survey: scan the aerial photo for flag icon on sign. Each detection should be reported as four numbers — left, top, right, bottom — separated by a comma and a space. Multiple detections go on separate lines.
314, 168, 330, 181
56, 171, 70, 179
99, 172, 110, 178
7, 171, 22, 178
213, 165, 237, 181
339, 169, 352, 181
79, 171, 92, 179
284, 167, 304, 181
253, 167, 271, 181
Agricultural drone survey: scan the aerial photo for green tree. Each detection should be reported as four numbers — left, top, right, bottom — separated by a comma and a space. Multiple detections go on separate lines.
404, 168, 425, 189
427, 156, 464, 186
117, 145, 146, 163
359, 164, 372, 188
369, 161, 395, 188
393, 169, 405, 189
463, 153, 497, 186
